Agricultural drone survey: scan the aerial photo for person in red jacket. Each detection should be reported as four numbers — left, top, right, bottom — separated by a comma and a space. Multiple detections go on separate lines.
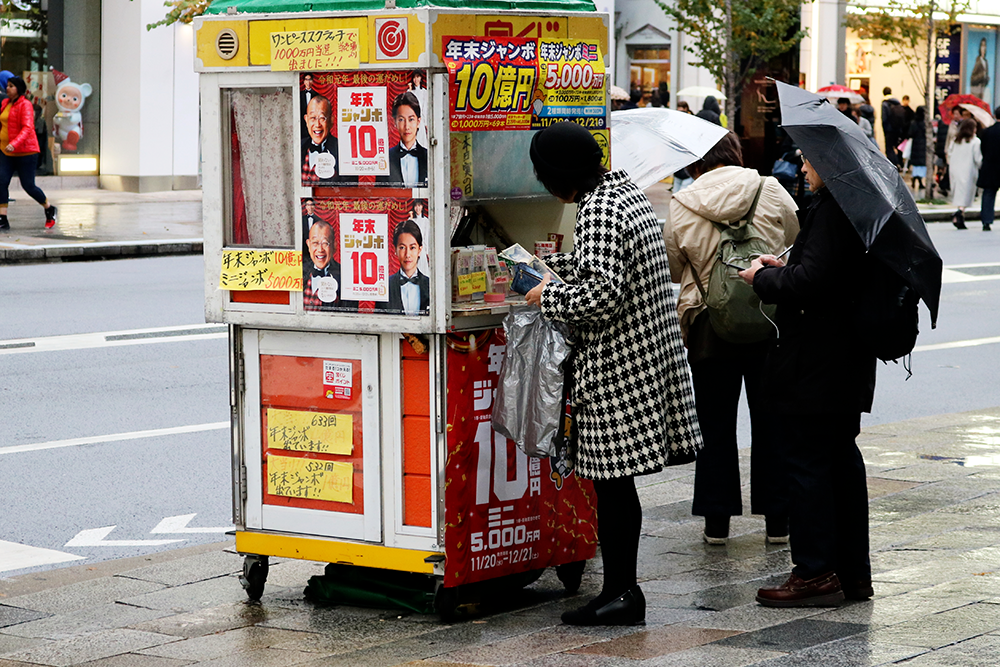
0, 76, 56, 231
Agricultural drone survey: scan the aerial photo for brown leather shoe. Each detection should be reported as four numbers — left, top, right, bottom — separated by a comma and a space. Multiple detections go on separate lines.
756, 572, 845, 607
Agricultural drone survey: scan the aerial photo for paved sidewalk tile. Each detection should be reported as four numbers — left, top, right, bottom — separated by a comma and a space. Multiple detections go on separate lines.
3, 408, 1000, 666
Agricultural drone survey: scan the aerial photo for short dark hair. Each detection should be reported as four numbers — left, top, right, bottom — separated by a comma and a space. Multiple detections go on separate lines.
394, 219, 423, 247
392, 91, 421, 119
411, 199, 425, 214
533, 162, 607, 203
994, 106, 1000, 119
957, 118, 978, 143
689, 131, 743, 176
883, 86, 892, 95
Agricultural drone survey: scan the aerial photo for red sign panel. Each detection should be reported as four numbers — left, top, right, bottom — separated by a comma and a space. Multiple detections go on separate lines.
443, 36, 539, 132
444, 328, 597, 588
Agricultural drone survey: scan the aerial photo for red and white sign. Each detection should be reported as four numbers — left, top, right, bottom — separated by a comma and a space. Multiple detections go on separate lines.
374, 18, 408, 61
339, 213, 389, 302
323, 360, 353, 399
444, 328, 597, 587
337, 87, 390, 176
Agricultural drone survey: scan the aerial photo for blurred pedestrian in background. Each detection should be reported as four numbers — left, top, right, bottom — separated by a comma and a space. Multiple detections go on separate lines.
0, 76, 57, 231
976, 106, 1000, 231
947, 118, 982, 229
909, 106, 928, 192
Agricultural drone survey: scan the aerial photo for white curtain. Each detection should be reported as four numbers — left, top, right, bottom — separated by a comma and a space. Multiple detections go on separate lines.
231, 89, 295, 247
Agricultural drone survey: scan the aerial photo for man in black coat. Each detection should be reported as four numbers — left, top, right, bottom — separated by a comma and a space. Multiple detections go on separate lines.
881, 87, 903, 166
977, 106, 1000, 231
739, 157, 877, 608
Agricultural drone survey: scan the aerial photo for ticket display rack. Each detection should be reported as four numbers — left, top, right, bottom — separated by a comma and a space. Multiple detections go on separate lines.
194, 0, 611, 613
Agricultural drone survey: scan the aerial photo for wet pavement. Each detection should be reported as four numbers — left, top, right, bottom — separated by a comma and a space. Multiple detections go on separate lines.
3, 406, 1000, 666
0, 185, 202, 262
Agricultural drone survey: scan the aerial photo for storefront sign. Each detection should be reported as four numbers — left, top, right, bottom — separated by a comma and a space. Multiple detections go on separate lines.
266, 454, 353, 503
270, 29, 360, 71
266, 408, 353, 455
443, 36, 538, 131
533, 39, 606, 129
337, 87, 390, 176
219, 249, 303, 291
935, 24, 962, 106
444, 328, 597, 587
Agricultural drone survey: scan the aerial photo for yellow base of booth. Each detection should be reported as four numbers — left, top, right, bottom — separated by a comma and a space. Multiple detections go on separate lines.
235, 531, 440, 574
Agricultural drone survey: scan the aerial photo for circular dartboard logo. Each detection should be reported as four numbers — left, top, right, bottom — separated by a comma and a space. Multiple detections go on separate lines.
376, 19, 407, 60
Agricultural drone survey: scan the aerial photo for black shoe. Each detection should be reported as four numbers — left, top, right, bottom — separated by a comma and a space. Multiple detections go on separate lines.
44, 205, 57, 228
984, 224, 993, 231
0, 217, 8, 231
841, 578, 874, 601
953, 211, 967, 229
703, 516, 730, 545
561, 586, 646, 626
765, 515, 789, 544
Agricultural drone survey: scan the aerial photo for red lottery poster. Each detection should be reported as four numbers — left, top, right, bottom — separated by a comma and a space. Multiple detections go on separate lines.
442, 36, 538, 132
300, 70, 428, 187
444, 328, 597, 588
301, 197, 430, 316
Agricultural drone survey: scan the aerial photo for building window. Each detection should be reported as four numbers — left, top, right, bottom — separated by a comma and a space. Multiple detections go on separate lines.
627, 45, 670, 106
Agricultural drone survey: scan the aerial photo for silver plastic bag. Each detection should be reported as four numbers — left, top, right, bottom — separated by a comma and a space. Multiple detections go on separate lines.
492, 306, 572, 458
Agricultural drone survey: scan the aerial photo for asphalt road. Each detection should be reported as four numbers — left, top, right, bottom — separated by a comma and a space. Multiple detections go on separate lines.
0, 255, 233, 576
0, 224, 998, 577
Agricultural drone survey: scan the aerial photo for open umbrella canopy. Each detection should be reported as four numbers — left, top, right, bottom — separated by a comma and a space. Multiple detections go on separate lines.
609, 84, 630, 101
817, 85, 864, 104
938, 94, 990, 121
776, 81, 942, 326
610, 108, 729, 190
958, 103, 995, 127
676, 86, 727, 100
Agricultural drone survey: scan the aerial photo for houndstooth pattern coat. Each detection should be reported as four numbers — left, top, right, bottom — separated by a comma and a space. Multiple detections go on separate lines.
541, 170, 703, 480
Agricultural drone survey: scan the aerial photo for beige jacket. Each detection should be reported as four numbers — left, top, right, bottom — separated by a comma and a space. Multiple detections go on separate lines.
664, 166, 799, 341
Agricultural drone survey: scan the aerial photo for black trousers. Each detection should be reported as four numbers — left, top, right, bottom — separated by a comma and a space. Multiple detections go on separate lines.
593, 476, 640, 595
690, 350, 787, 518
783, 412, 870, 581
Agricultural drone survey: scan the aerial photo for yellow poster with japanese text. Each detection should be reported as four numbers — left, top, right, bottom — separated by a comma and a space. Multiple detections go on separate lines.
270, 28, 360, 71
266, 408, 353, 455
219, 249, 303, 291
533, 39, 606, 130
266, 455, 353, 503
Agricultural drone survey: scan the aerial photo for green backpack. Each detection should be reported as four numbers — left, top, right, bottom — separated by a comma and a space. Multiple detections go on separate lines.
691, 178, 778, 344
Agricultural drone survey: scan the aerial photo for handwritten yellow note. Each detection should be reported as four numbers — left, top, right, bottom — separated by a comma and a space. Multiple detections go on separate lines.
458, 271, 487, 296
267, 455, 354, 504
267, 408, 353, 455
219, 249, 303, 291
270, 29, 360, 72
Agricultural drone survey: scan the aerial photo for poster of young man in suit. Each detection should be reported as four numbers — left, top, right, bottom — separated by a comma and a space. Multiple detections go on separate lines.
301, 197, 429, 316
299, 70, 428, 188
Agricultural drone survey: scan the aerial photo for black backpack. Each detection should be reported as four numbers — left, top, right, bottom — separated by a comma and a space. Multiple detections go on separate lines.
855, 255, 920, 367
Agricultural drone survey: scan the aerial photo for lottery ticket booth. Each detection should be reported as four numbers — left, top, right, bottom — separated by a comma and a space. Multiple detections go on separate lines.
194, 0, 611, 614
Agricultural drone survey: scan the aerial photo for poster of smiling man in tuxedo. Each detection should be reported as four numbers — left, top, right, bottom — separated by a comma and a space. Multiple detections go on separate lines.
301, 71, 428, 188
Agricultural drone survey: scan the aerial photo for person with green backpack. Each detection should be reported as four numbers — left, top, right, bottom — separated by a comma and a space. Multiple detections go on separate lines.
664, 131, 799, 545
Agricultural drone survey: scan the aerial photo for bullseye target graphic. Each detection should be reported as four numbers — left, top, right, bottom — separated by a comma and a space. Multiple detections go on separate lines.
375, 18, 408, 60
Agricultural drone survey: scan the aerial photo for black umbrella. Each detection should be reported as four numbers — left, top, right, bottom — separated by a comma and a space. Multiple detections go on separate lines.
775, 81, 942, 326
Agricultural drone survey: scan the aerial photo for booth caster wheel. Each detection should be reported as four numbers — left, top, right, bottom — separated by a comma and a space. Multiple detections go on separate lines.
239, 555, 269, 602
556, 560, 585, 595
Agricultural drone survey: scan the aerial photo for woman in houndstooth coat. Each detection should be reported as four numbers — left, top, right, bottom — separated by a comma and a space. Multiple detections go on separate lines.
526, 122, 702, 627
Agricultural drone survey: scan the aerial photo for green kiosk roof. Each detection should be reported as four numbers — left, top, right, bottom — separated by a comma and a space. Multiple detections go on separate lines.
206, 0, 597, 15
